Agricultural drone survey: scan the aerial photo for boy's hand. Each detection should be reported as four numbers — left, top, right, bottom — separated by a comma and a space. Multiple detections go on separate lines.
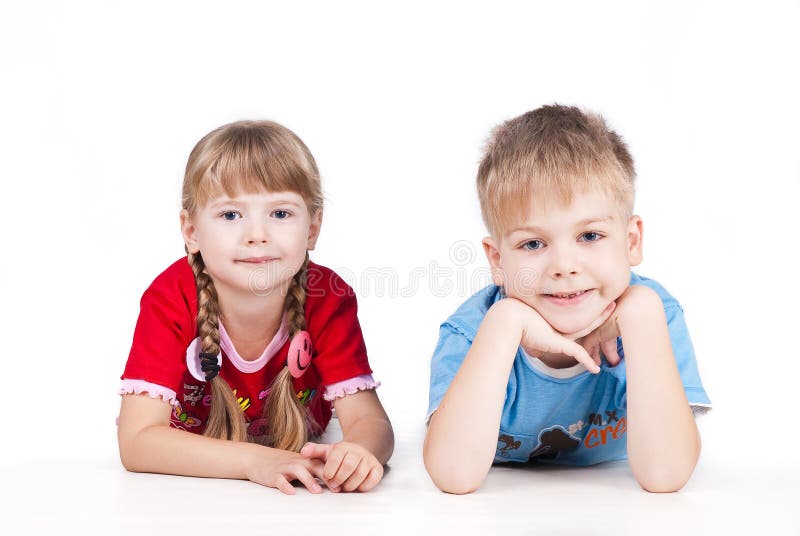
510, 298, 616, 374
578, 285, 661, 366
300, 441, 383, 492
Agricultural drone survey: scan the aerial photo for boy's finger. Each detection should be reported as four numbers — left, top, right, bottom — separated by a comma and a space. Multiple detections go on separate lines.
570, 302, 616, 340
601, 339, 621, 366
563, 340, 600, 374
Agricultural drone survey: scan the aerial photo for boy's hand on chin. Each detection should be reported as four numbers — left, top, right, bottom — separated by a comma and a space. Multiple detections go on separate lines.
577, 285, 662, 367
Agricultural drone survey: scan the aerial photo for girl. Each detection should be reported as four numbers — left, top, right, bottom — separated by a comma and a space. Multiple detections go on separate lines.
118, 120, 394, 494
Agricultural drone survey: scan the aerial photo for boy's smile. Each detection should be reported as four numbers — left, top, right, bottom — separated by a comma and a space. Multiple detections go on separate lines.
483, 188, 643, 335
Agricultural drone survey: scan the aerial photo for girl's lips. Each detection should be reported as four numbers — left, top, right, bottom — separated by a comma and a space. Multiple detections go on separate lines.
542, 288, 594, 306
237, 257, 277, 264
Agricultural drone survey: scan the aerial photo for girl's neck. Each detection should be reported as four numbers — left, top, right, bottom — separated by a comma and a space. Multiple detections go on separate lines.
217, 289, 286, 362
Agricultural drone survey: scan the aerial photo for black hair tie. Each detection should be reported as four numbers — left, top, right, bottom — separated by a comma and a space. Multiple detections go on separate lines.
199, 352, 220, 382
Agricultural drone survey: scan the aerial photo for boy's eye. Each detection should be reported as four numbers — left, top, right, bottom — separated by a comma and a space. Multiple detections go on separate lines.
580, 232, 601, 242
272, 210, 291, 219
221, 211, 241, 221
522, 240, 544, 250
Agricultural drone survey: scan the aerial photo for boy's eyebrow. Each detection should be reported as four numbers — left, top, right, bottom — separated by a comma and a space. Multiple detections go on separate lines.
507, 216, 614, 236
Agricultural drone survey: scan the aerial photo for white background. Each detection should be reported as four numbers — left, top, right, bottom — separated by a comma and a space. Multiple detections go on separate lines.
1, 1, 799, 533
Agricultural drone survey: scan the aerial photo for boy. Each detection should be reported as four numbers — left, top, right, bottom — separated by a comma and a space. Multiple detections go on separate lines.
423, 105, 711, 494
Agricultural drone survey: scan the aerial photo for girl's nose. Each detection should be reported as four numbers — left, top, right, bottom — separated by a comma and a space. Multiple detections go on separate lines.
246, 222, 270, 245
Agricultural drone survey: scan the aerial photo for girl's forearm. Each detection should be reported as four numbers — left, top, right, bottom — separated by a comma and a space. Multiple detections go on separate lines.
118, 423, 266, 480
619, 294, 701, 492
341, 417, 395, 465
423, 300, 522, 494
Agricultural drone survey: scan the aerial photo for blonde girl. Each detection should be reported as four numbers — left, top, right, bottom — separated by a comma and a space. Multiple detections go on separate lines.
118, 121, 394, 494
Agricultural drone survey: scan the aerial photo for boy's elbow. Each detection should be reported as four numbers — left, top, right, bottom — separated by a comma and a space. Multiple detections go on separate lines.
423, 443, 486, 495
632, 458, 698, 493
637, 473, 690, 493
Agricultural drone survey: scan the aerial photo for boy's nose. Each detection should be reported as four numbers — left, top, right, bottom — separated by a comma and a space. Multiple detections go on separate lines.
549, 249, 580, 278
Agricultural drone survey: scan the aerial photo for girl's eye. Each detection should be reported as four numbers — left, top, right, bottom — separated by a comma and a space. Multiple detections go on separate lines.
221, 211, 241, 221
522, 240, 544, 251
272, 210, 291, 219
580, 232, 601, 242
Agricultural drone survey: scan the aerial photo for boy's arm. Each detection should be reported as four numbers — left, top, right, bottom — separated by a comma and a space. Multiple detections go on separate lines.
616, 286, 701, 492
423, 299, 607, 494
423, 299, 523, 495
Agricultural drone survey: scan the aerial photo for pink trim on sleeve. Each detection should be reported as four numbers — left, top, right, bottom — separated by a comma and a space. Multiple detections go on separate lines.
322, 374, 381, 401
119, 379, 180, 406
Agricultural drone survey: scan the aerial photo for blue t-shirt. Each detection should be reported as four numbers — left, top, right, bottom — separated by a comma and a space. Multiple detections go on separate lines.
427, 273, 711, 466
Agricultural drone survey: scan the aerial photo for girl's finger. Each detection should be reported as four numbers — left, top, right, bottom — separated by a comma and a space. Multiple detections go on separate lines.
273, 474, 296, 496
332, 452, 361, 486
342, 459, 371, 492
323, 446, 347, 482
288, 465, 323, 494
300, 442, 330, 461
357, 465, 384, 492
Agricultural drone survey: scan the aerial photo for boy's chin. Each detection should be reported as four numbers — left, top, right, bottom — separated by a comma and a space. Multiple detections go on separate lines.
540, 314, 596, 336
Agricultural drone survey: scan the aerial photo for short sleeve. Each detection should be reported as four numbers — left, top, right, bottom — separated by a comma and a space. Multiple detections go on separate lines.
307, 285, 372, 387
121, 286, 194, 396
427, 322, 473, 421
665, 303, 711, 407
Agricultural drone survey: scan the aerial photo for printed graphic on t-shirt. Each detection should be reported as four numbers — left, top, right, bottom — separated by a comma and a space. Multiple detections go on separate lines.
528, 426, 581, 461
172, 401, 202, 431
494, 408, 628, 462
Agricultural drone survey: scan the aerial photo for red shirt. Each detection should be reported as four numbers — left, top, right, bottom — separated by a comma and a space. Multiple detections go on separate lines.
121, 258, 372, 438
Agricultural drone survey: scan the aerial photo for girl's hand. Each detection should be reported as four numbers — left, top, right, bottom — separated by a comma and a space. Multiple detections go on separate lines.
245, 447, 328, 495
509, 298, 616, 373
300, 441, 384, 492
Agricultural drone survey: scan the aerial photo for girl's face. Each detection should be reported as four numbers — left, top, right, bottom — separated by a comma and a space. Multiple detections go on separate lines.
181, 190, 321, 299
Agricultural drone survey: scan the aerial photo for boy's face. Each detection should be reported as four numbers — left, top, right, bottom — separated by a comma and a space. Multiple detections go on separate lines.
483, 188, 643, 334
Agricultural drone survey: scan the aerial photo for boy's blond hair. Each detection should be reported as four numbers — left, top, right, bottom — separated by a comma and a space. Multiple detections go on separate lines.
477, 104, 636, 237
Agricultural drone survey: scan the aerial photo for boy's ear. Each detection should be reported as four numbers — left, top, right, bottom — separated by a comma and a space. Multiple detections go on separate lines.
180, 210, 200, 254
627, 215, 643, 266
307, 210, 323, 251
482, 236, 505, 287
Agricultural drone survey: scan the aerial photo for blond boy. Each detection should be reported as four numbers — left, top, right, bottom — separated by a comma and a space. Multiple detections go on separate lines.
424, 105, 710, 494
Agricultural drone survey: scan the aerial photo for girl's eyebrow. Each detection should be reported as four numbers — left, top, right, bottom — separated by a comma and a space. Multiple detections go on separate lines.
208, 197, 302, 209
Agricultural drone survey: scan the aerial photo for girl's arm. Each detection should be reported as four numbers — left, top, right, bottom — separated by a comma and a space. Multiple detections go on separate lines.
615, 286, 701, 492
117, 394, 327, 495
299, 389, 394, 492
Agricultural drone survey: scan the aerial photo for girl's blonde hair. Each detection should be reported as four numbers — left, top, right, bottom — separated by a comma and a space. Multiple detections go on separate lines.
182, 120, 324, 451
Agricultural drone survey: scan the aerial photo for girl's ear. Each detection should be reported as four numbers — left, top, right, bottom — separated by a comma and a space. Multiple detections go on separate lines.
482, 236, 505, 287
627, 215, 644, 266
307, 211, 323, 251
180, 210, 200, 254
